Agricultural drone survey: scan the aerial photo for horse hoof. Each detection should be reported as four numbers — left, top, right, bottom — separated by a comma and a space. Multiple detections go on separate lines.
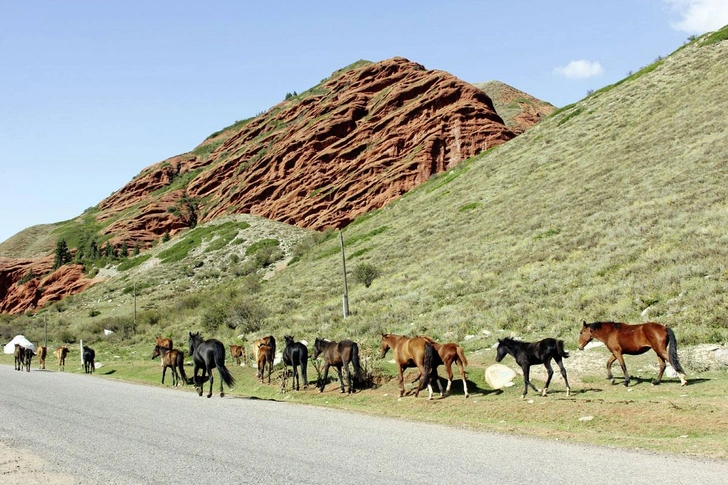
220, 393, 225, 398
465, 394, 470, 399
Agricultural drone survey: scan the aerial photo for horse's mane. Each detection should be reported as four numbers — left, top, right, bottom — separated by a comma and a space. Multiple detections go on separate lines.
587, 321, 621, 330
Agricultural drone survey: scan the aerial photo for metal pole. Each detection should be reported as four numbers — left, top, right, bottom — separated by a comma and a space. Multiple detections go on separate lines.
80, 339, 84, 366
134, 281, 137, 332
339, 230, 349, 318
44, 315, 47, 347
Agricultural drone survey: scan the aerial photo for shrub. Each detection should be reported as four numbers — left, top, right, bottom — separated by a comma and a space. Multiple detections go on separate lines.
352, 263, 380, 288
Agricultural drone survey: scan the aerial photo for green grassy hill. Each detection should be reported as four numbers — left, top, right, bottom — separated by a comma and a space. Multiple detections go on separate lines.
3, 29, 728, 355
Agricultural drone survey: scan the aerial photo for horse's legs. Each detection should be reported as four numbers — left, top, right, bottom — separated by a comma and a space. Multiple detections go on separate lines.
344, 363, 353, 394
319, 363, 331, 392
445, 362, 454, 396
293, 364, 299, 391
653, 351, 667, 385
521, 365, 540, 398
605, 354, 617, 384
614, 352, 630, 387
335, 365, 345, 393
456, 360, 469, 398
398, 365, 406, 397
193, 364, 203, 396
542, 360, 554, 397
162, 365, 167, 385
556, 356, 571, 396
206, 365, 214, 398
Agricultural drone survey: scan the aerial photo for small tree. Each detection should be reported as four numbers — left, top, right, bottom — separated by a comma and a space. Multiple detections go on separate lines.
353, 263, 380, 288
53, 239, 72, 269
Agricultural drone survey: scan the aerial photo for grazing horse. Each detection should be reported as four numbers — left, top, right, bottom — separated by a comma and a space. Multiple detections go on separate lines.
83, 346, 95, 374
14, 344, 25, 371
229, 344, 246, 366
496, 337, 571, 398
578, 321, 687, 386
256, 344, 274, 384
418, 336, 470, 398
312, 338, 362, 394
380, 334, 435, 400
36, 344, 47, 370
282, 336, 309, 391
54, 346, 69, 371
151, 345, 189, 387
23, 347, 34, 372
188, 332, 236, 398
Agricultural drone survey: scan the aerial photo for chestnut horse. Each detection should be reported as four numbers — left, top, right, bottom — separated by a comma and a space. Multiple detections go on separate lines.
418, 336, 469, 398
229, 344, 246, 366
252, 336, 276, 367
36, 344, 47, 370
155, 336, 173, 367
578, 321, 687, 386
54, 346, 69, 371
256, 343, 274, 384
151, 344, 189, 387
380, 334, 435, 399
311, 338, 362, 394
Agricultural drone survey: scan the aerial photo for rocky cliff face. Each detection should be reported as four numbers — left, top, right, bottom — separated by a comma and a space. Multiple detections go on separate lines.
2, 57, 551, 314
96, 57, 517, 247
474, 80, 555, 134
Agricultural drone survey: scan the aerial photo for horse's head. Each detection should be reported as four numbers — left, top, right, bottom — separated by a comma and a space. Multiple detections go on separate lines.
151, 345, 161, 360
284, 335, 295, 347
188, 331, 202, 355
312, 338, 323, 360
495, 339, 507, 362
577, 321, 593, 350
379, 334, 391, 359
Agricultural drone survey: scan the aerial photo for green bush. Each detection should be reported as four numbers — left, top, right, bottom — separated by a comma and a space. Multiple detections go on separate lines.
352, 263, 380, 288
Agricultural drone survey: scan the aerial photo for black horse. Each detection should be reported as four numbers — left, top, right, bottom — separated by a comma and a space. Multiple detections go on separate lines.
23, 347, 34, 373
283, 336, 309, 391
495, 337, 571, 398
83, 346, 95, 374
312, 338, 362, 394
188, 332, 236, 398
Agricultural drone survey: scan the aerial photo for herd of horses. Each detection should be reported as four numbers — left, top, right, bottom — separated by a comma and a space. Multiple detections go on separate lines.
12, 343, 96, 374
12, 320, 689, 402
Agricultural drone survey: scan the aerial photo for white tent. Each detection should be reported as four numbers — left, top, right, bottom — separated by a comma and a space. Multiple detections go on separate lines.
3, 335, 36, 354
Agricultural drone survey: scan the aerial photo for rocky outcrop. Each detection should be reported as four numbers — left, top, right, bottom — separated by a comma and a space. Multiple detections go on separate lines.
97, 57, 515, 244
473, 80, 555, 134
0, 257, 96, 314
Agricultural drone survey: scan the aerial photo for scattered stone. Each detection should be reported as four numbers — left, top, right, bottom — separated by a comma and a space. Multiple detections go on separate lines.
485, 364, 517, 389
579, 415, 594, 422
714, 348, 728, 366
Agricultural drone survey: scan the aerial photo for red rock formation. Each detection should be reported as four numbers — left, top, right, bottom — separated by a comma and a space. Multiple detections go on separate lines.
97, 57, 515, 243
0, 257, 96, 314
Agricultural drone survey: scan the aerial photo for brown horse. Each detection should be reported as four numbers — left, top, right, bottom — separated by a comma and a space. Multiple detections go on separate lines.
252, 336, 276, 367
156, 336, 173, 350
151, 345, 189, 387
36, 344, 47, 370
54, 346, 69, 371
417, 336, 470, 398
312, 338, 363, 394
578, 321, 687, 386
229, 344, 246, 366
256, 344, 274, 383
380, 334, 435, 399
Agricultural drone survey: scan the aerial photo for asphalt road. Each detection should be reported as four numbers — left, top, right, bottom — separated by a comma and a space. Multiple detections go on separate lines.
1, 365, 727, 484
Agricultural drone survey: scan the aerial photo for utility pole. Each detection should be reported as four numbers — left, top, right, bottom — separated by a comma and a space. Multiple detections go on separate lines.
44, 314, 47, 347
339, 230, 349, 318
133, 281, 137, 333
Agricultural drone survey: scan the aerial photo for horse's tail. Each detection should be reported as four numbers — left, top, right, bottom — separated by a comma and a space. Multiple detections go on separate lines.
177, 352, 190, 385
420, 342, 434, 391
269, 335, 277, 359
214, 349, 236, 389
456, 345, 469, 367
351, 342, 363, 382
666, 327, 685, 375
557, 340, 570, 358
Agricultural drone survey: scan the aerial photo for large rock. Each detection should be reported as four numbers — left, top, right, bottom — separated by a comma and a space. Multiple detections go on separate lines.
485, 364, 517, 389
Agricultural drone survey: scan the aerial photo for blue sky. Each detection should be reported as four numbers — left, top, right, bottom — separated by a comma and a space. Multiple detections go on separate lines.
1, 0, 726, 245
